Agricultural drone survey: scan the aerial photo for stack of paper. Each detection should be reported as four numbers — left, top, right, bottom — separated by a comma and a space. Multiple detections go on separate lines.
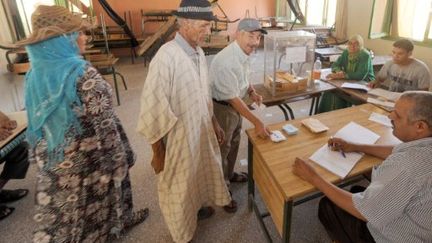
369, 112, 392, 127
367, 97, 395, 109
341, 82, 370, 92
301, 118, 329, 133
309, 122, 380, 178
368, 88, 402, 101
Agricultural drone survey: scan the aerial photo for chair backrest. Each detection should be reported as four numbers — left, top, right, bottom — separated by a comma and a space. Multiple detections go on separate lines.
5, 49, 30, 75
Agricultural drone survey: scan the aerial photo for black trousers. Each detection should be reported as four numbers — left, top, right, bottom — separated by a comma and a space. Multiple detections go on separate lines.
0, 143, 29, 180
318, 186, 375, 243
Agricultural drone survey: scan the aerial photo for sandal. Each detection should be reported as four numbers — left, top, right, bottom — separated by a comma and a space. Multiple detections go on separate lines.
0, 189, 29, 203
197, 206, 214, 220
229, 172, 248, 183
125, 208, 149, 230
0, 205, 14, 220
223, 200, 238, 213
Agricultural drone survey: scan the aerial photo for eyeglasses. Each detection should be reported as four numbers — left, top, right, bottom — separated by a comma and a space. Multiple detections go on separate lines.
348, 41, 359, 46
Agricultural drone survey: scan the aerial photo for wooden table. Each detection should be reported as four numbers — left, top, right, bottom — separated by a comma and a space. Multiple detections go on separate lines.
324, 79, 393, 112
0, 111, 27, 158
246, 103, 400, 242
244, 80, 336, 120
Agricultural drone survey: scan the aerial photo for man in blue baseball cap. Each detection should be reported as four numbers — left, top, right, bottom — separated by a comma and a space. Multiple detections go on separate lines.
209, 18, 270, 209
137, 0, 233, 242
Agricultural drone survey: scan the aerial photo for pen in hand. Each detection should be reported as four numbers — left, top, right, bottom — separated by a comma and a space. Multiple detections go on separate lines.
338, 145, 346, 158
329, 136, 346, 158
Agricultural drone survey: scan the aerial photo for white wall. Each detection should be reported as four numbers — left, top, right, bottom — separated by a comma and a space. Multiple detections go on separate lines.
347, 0, 432, 71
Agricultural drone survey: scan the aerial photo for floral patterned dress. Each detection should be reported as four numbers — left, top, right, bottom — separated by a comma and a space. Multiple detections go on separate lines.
31, 66, 135, 243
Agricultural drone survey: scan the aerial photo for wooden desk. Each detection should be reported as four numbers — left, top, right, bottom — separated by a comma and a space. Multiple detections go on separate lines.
324, 79, 393, 112
315, 47, 391, 70
315, 47, 343, 59
0, 111, 27, 158
244, 81, 336, 120
246, 103, 399, 242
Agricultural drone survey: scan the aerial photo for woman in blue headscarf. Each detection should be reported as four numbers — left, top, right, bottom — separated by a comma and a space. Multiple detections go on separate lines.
18, 5, 148, 242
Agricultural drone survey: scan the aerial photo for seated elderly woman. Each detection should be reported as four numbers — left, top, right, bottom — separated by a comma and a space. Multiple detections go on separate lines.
318, 35, 375, 113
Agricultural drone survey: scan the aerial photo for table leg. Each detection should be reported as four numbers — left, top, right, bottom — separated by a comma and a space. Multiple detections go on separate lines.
277, 105, 290, 121
112, 67, 121, 106
309, 97, 316, 116
282, 200, 293, 243
247, 139, 254, 211
314, 94, 321, 114
282, 104, 295, 120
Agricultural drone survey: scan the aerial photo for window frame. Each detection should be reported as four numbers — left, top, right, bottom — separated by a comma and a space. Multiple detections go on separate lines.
286, 0, 337, 27
369, 0, 432, 45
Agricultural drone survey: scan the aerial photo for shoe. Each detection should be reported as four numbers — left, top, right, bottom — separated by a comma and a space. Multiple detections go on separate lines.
229, 172, 248, 183
125, 208, 149, 230
0, 189, 29, 203
197, 206, 214, 220
223, 200, 238, 213
0, 205, 14, 220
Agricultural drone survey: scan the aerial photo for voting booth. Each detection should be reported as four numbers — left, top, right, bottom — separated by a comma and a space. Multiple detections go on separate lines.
263, 30, 316, 96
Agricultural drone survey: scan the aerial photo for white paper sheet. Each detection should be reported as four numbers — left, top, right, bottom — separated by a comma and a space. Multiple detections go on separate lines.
321, 68, 332, 80
367, 97, 395, 108
369, 112, 392, 127
368, 88, 401, 101
285, 46, 306, 63
341, 82, 370, 92
309, 121, 380, 178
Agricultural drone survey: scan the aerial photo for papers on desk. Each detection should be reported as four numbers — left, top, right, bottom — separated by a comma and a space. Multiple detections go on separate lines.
369, 112, 392, 127
309, 122, 380, 178
366, 97, 395, 109
0, 111, 27, 150
368, 88, 401, 101
341, 82, 371, 92
320, 68, 332, 80
6, 111, 27, 125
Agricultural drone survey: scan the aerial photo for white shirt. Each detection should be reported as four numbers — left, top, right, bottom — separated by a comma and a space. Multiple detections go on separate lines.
209, 41, 250, 101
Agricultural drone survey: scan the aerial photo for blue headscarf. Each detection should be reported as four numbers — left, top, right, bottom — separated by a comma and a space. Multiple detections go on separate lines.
25, 32, 88, 168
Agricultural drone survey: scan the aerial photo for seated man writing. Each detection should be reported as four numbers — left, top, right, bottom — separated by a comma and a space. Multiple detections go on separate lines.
293, 91, 432, 242
0, 111, 29, 220
369, 39, 431, 92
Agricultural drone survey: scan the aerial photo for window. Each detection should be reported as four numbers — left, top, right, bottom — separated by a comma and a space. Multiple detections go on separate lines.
1, 0, 55, 42
369, 0, 432, 43
287, 0, 337, 27
1, 0, 92, 42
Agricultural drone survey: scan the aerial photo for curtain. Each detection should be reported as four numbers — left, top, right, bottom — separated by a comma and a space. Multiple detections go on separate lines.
54, 0, 69, 8
396, 0, 431, 41
277, 0, 288, 18
333, 0, 347, 40
390, 0, 398, 37
381, 0, 394, 34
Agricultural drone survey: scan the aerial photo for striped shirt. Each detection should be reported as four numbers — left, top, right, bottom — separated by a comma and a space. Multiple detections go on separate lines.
353, 137, 432, 243
0, 132, 26, 159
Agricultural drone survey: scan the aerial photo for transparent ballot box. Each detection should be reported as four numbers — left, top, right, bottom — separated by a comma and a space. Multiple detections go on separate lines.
263, 30, 316, 96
